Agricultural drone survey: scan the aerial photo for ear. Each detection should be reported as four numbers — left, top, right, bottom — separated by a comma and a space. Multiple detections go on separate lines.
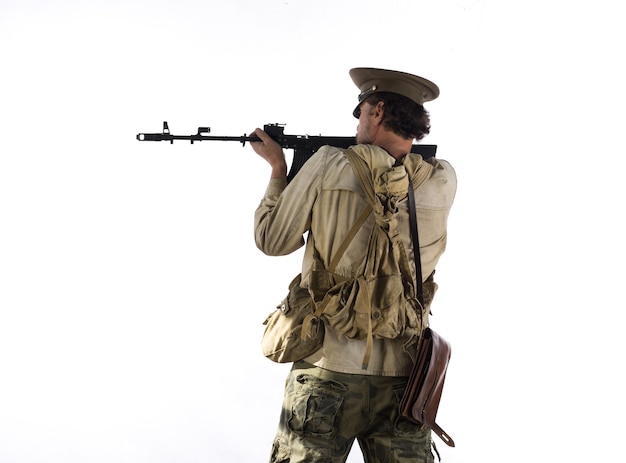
373, 101, 385, 124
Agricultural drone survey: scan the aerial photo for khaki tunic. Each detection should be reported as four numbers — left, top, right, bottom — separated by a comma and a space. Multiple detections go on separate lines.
255, 144, 456, 376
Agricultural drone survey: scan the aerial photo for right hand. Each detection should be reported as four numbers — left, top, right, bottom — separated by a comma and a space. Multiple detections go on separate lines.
249, 128, 287, 179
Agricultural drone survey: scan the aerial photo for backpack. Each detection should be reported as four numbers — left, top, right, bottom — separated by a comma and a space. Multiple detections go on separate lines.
301, 146, 436, 368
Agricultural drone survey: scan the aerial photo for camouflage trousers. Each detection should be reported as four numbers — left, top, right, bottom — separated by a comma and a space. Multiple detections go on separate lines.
269, 361, 435, 463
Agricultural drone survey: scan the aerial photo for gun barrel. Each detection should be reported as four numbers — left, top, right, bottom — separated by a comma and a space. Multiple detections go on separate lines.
136, 133, 263, 144
137, 133, 170, 141
136, 123, 437, 182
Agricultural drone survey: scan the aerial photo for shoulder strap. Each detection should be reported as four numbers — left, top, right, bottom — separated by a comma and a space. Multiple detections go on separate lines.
327, 204, 372, 272
300, 203, 371, 341
342, 147, 426, 368
342, 148, 376, 205
344, 147, 429, 301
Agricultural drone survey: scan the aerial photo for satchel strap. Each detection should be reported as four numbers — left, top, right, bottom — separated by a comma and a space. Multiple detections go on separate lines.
407, 181, 423, 307
407, 164, 456, 449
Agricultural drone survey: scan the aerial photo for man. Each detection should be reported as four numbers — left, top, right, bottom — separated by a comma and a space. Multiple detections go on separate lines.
251, 68, 456, 463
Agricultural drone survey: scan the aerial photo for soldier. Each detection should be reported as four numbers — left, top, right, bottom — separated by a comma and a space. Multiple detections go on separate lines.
251, 67, 456, 463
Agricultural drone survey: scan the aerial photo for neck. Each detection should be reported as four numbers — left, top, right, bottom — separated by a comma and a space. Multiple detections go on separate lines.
373, 133, 414, 161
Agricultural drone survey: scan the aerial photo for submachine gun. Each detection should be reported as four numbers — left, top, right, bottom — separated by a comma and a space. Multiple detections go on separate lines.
136, 122, 437, 183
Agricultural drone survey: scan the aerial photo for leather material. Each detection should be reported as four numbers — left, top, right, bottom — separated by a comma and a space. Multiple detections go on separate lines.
399, 176, 455, 447
399, 328, 454, 447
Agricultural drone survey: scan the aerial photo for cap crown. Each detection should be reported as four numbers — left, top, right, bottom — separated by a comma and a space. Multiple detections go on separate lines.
350, 67, 440, 107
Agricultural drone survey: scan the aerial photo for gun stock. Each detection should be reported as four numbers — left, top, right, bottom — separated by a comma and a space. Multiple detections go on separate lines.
137, 122, 437, 182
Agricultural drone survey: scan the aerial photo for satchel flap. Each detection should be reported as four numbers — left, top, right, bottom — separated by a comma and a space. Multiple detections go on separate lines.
399, 328, 454, 446
413, 330, 451, 420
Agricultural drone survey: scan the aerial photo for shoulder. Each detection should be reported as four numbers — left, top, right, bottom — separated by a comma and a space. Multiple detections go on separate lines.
301, 145, 348, 170
415, 157, 457, 208
290, 145, 357, 192
312, 145, 353, 177
428, 158, 456, 183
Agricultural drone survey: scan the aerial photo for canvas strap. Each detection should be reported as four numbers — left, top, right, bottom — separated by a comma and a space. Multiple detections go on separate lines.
327, 205, 372, 272
342, 148, 431, 368
300, 204, 372, 340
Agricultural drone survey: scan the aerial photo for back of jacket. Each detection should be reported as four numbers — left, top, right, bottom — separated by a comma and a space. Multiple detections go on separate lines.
254, 144, 456, 375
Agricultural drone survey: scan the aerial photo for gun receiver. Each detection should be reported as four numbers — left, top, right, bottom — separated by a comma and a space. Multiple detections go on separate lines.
137, 122, 437, 183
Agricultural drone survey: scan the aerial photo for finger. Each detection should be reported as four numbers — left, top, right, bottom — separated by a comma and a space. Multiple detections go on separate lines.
250, 128, 267, 145
253, 128, 273, 143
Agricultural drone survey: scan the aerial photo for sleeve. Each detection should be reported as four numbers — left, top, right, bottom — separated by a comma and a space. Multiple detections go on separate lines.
253, 146, 329, 256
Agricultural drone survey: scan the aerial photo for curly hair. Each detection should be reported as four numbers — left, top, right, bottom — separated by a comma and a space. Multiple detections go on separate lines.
363, 92, 431, 141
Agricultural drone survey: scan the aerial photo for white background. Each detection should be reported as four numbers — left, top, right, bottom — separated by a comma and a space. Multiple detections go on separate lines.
1, 1, 624, 462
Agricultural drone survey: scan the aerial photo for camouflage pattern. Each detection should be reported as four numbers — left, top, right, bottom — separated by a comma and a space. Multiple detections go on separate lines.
269, 361, 435, 463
